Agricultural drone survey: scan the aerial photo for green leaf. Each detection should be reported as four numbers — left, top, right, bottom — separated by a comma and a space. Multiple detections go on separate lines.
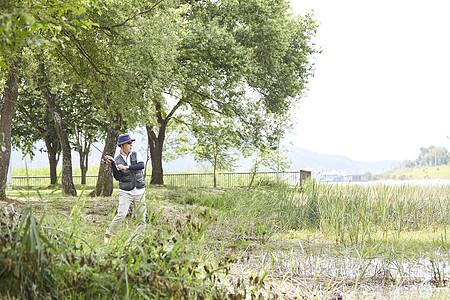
21, 12, 35, 25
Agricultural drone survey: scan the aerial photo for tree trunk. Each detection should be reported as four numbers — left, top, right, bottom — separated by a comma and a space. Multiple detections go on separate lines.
248, 153, 262, 189
37, 61, 76, 196
78, 138, 90, 185
213, 154, 217, 188
0, 57, 21, 200
80, 151, 88, 185
91, 113, 121, 196
146, 124, 165, 185
44, 135, 59, 185
146, 96, 183, 185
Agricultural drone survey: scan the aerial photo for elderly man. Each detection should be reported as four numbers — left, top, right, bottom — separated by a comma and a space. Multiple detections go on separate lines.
104, 134, 147, 244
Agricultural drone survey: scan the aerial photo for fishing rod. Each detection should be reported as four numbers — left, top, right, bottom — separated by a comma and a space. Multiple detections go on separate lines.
70, 124, 118, 167
51, 109, 118, 167
91, 141, 117, 166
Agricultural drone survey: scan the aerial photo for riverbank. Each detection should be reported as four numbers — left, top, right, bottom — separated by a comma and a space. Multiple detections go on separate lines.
2, 183, 450, 299
329, 179, 450, 187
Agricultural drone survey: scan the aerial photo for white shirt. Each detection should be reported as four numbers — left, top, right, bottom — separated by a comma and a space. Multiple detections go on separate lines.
119, 151, 145, 195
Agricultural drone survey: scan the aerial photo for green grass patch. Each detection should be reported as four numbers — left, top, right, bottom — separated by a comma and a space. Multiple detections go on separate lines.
1, 182, 450, 299
378, 164, 450, 180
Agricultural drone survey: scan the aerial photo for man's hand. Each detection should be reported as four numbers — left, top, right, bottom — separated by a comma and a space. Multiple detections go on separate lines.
117, 164, 128, 170
104, 155, 114, 163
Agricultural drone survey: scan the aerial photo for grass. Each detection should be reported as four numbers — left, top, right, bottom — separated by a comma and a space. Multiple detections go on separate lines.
377, 164, 450, 180
1, 180, 450, 299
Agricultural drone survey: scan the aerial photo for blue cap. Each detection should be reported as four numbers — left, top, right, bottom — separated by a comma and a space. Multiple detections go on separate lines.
117, 134, 135, 146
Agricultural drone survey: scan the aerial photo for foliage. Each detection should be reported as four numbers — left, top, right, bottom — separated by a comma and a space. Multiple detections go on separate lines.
2, 183, 450, 298
187, 116, 239, 172
164, 182, 450, 245
377, 164, 450, 180
11, 86, 57, 158
0, 200, 238, 299
0, 0, 97, 68
177, 0, 318, 124
416, 145, 449, 166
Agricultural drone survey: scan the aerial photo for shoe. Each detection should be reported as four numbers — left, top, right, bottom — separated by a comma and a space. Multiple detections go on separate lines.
104, 234, 110, 245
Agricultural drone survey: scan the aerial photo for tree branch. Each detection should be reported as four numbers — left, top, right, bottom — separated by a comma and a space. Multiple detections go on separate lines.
186, 88, 251, 126
153, 98, 164, 125
54, 48, 83, 78
112, 0, 165, 28
91, 25, 136, 44
146, 124, 158, 142
166, 98, 184, 121
62, 30, 110, 76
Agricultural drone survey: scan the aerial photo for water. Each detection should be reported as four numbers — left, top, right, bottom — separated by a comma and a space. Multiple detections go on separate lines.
247, 243, 450, 299
328, 179, 450, 187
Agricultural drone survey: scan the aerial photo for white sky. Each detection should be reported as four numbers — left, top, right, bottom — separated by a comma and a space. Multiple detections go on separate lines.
288, 0, 450, 162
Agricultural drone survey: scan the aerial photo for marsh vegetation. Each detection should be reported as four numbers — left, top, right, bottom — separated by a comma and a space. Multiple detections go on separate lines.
1, 180, 450, 299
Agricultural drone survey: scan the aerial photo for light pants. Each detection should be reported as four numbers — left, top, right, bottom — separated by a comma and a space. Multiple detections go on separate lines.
106, 190, 147, 236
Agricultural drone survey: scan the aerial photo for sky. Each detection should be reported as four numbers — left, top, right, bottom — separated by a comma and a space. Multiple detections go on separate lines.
10, 1, 450, 169
287, 0, 450, 162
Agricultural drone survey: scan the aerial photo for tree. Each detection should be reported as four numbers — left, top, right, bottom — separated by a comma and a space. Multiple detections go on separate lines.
93, 114, 122, 196
53, 0, 183, 195
402, 160, 416, 169
188, 116, 238, 187
36, 53, 76, 195
416, 146, 449, 166
244, 115, 293, 188
12, 87, 61, 185
0, 0, 97, 199
63, 86, 105, 185
12, 52, 106, 186
0, 57, 21, 199
144, 0, 318, 184
246, 145, 292, 188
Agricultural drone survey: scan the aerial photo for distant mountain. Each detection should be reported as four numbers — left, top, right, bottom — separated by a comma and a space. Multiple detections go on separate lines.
285, 146, 398, 175
10, 144, 398, 176
232, 145, 397, 176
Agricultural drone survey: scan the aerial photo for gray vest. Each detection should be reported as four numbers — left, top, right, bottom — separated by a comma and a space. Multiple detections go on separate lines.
115, 152, 145, 191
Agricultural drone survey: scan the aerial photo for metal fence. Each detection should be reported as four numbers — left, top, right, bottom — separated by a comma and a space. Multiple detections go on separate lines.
10, 170, 311, 188
163, 170, 311, 187
10, 175, 99, 188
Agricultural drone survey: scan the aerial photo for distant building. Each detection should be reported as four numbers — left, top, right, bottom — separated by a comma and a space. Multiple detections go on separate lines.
320, 172, 368, 182
319, 173, 344, 182
343, 174, 367, 182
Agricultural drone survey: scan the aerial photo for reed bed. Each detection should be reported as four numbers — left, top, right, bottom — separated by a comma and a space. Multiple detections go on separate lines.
160, 182, 450, 298
2, 180, 449, 299
187, 181, 450, 245
306, 182, 450, 244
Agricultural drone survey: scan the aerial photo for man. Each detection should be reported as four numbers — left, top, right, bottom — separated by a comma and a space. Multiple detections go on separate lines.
104, 134, 147, 244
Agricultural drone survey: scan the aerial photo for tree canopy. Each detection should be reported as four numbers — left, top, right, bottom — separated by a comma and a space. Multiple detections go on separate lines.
416, 146, 449, 166
2, 0, 319, 193
143, 0, 318, 183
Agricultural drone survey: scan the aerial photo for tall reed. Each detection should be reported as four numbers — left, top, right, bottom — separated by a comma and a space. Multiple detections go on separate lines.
300, 182, 450, 243
199, 181, 450, 244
